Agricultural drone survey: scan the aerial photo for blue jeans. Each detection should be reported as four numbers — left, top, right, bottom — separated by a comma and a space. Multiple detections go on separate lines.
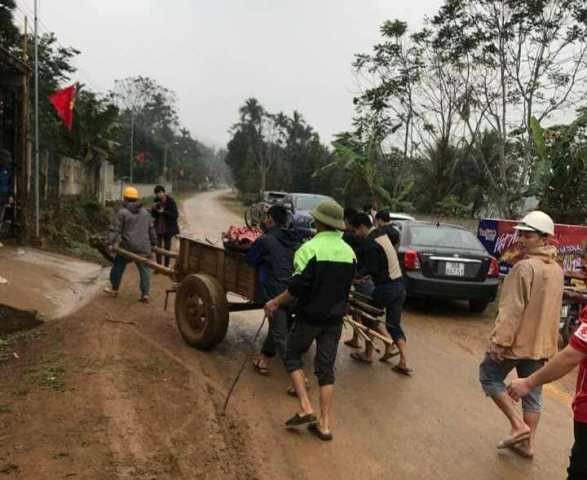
110, 255, 150, 297
479, 353, 545, 412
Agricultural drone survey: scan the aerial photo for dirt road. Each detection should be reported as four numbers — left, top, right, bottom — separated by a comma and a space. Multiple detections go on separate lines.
0, 190, 577, 479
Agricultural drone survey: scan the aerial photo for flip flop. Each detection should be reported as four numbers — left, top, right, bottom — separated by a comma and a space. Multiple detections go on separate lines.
344, 340, 361, 349
507, 444, 534, 459
379, 350, 400, 363
392, 365, 413, 377
253, 359, 269, 376
350, 352, 373, 364
497, 432, 531, 449
285, 413, 316, 427
308, 423, 333, 441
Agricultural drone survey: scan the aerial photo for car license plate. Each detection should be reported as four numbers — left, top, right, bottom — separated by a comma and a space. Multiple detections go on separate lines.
445, 262, 465, 277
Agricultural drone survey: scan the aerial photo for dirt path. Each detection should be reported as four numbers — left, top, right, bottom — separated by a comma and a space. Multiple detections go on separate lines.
0, 190, 577, 479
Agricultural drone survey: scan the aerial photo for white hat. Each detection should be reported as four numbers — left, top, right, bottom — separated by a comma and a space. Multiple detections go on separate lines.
514, 210, 555, 236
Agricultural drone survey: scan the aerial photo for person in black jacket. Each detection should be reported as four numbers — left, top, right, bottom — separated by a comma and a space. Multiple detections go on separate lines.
246, 205, 300, 375
351, 213, 411, 375
151, 185, 180, 267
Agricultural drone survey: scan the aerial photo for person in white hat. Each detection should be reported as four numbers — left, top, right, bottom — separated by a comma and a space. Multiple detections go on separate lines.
478, 210, 563, 459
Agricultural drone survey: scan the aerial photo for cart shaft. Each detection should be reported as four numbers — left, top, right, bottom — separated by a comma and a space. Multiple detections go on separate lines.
115, 247, 175, 277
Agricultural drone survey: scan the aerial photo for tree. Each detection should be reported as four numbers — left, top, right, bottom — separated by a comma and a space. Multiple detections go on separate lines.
314, 129, 391, 207
430, 0, 587, 215
110, 76, 179, 181
353, 20, 424, 199
0, 0, 18, 49
531, 109, 587, 221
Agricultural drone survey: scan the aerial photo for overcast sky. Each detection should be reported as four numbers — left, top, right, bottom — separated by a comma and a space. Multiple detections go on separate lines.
15, 0, 444, 147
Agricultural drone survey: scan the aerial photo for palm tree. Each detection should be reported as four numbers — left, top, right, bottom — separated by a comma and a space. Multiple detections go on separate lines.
314, 131, 391, 207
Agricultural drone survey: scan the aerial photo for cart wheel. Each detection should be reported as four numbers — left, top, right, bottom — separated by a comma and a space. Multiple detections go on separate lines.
175, 273, 229, 350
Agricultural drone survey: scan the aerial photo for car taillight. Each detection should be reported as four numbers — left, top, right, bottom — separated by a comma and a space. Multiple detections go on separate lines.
488, 258, 500, 278
404, 250, 421, 270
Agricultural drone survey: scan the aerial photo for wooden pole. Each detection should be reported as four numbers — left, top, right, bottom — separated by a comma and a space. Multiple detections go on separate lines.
152, 246, 179, 259
114, 246, 175, 277
344, 316, 394, 347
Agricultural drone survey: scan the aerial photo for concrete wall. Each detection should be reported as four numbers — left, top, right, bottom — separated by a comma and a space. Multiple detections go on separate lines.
54, 155, 172, 204
59, 157, 86, 196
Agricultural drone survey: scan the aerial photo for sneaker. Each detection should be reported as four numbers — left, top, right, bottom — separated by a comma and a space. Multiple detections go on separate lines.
139, 295, 150, 304
104, 287, 118, 297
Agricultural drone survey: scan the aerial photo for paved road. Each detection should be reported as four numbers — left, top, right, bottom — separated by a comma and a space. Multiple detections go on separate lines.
183, 190, 575, 480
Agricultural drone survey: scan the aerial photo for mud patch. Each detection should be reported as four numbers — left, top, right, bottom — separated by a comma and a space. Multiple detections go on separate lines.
0, 304, 42, 335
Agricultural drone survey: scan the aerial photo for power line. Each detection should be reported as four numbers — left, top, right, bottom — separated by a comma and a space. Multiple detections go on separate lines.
14, 0, 107, 93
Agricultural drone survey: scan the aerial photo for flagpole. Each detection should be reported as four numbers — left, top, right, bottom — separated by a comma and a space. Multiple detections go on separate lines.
34, 0, 40, 238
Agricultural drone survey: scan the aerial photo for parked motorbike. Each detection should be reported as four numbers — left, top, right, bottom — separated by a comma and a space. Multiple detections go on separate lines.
560, 288, 585, 348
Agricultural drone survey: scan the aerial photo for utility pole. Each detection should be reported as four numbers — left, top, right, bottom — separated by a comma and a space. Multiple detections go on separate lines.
129, 111, 134, 184
34, 0, 39, 238
20, 17, 29, 208
163, 143, 168, 182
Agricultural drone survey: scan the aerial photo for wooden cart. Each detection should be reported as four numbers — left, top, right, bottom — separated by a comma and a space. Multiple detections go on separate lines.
111, 236, 261, 350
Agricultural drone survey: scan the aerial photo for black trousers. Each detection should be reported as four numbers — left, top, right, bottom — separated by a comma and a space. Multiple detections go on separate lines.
260, 307, 291, 366
284, 319, 343, 386
568, 421, 587, 480
156, 234, 173, 267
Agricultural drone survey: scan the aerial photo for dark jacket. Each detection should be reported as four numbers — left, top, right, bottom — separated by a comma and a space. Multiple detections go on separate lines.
151, 195, 180, 237
109, 201, 157, 257
246, 227, 300, 304
289, 231, 356, 325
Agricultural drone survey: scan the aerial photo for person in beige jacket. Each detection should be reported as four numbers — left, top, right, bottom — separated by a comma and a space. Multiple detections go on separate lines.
479, 211, 563, 459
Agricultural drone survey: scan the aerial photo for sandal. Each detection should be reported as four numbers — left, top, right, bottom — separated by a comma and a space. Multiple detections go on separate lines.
253, 358, 269, 376
308, 423, 333, 441
507, 444, 534, 459
497, 432, 531, 449
392, 365, 413, 376
285, 413, 316, 427
350, 352, 373, 364
379, 350, 400, 363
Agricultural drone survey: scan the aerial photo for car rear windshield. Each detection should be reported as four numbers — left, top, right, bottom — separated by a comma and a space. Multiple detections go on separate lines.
295, 195, 329, 211
409, 225, 484, 250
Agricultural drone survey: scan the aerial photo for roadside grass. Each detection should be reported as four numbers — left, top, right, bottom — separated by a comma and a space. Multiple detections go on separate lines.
22, 365, 66, 392
218, 191, 246, 218
131, 357, 169, 377
0, 329, 45, 364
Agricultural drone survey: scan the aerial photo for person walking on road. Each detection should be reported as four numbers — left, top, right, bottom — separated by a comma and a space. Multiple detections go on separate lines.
246, 205, 299, 375
264, 200, 356, 441
351, 213, 408, 372
479, 211, 563, 459
105, 186, 157, 303
507, 321, 587, 476
151, 185, 179, 268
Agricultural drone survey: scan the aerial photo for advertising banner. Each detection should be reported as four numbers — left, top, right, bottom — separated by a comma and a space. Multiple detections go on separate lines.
478, 218, 587, 275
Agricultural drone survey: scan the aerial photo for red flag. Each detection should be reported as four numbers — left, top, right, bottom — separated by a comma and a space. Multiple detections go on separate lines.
48, 85, 76, 131
135, 151, 146, 165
